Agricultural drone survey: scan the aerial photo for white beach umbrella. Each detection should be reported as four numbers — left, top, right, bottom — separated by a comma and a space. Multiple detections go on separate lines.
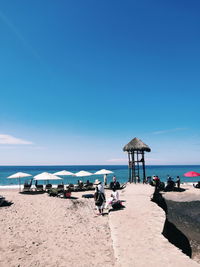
7, 172, 32, 191
74, 170, 93, 177
53, 170, 74, 176
34, 172, 63, 181
94, 169, 114, 186
94, 169, 113, 175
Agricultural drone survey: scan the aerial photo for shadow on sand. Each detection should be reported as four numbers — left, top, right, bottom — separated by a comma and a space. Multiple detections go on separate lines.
0, 200, 13, 207
20, 191, 45, 195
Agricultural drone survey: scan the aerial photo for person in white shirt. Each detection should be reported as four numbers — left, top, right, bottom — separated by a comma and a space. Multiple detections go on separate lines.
111, 188, 119, 201
105, 188, 119, 210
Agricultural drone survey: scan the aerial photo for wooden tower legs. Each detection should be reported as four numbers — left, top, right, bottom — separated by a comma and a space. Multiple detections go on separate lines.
127, 151, 146, 183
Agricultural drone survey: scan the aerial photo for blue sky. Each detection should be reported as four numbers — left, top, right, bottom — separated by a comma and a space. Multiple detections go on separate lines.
0, 0, 200, 165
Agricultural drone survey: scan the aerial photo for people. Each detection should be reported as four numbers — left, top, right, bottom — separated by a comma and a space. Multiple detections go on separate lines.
176, 176, 180, 188
193, 181, 200, 188
65, 185, 72, 198
153, 176, 160, 190
103, 174, 107, 186
110, 176, 120, 190
105, 187, 120, 210
136, 176, 141, 183
165, 176, 175, 191
94, 179, 106, 215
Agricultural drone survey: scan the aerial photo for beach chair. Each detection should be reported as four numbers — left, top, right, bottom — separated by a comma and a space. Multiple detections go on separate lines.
73, 184, 79, 191
34, 180, 44, 191
22, 179, 33, 192
45, 184, 52, 191
36, 185, 44, 191
48, 188, 59, 197
68, 184, 74, 192
83, 180, 94, 190
57, 184, 64, 193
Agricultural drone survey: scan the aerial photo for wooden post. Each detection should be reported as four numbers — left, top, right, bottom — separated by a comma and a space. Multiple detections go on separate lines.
132, 152, 136, 183
130, 152, 133, 183
137, 151, 140, 182
142, 151, 146, 183
128, 152, 131, 183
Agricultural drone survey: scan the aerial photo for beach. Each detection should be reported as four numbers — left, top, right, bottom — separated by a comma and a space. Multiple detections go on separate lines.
0, 189, 115, 267
0, 184, 200, 266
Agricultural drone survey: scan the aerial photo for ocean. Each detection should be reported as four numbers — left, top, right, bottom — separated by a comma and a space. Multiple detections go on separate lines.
1, 165, 200, 188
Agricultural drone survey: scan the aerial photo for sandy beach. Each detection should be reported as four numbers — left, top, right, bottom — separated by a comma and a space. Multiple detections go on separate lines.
0, 184, 200, 267
0, 189, 115, 267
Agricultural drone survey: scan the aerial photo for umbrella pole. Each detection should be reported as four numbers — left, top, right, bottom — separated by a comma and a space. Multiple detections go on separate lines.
19, 178, 21, 192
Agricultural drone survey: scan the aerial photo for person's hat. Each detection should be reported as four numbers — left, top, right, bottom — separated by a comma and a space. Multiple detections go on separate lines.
94, 179, 101, 185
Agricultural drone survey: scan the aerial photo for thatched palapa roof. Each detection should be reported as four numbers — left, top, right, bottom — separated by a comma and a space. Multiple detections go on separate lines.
123, 137, 151, 152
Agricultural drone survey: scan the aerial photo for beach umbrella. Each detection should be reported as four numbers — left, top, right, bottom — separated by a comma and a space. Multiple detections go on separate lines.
53, 170, 74, 184
74, 171, 93, 182
94, 169, 114, 185
74, 171, 93, 177
7, 172, 32, 191
184, 171, 200, 177
34, 172, 63, 183
53, 170, 74, 176
94, 169, 113, 175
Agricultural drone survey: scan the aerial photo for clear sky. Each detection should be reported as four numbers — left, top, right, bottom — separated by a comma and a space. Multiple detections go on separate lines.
0, 0, 200, 165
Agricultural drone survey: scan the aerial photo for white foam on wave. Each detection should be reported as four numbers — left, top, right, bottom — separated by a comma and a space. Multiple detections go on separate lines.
0, 185, 20, 189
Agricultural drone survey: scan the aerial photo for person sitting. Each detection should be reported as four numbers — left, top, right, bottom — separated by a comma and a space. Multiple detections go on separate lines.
153, 176, 160, 189
106, 188, 124, 210
65, 186, 72, 198
165, 177, 175, 191
78, 180, 84, 190
193, 181, 200, 188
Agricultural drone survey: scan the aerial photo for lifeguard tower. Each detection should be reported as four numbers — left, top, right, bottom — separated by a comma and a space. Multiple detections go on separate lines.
123, 137, 151, 183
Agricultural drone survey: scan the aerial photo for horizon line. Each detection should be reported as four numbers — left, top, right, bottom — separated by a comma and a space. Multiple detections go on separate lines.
0, 164, 199, 167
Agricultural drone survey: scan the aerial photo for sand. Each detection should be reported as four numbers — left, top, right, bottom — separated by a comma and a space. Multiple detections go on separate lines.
0, 184, 200, 267
0, 190, 115, 267
109, 184, 200, 267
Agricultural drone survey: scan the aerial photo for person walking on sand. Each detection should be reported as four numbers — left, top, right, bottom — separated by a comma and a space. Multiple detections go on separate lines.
94, 179, 106, 215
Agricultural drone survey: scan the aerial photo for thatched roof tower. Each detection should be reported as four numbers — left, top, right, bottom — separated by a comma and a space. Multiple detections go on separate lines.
123, 137, 151, 183
123, 137, 151, 152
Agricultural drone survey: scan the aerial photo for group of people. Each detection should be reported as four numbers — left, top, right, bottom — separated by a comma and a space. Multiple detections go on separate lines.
94, 176, 120, 215
145, 175, 181, 191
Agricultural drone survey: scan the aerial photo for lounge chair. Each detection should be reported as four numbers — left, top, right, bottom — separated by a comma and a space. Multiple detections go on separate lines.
35, 180, 44, 192
36, 185, 44, 191
83, 182, 94, 190
73, 184, 79, 191
68, 184, 74, 192
48, 188, 59, 197
45, 184, 52, 191
57, 184, 64, 189
22, 179, 33, 192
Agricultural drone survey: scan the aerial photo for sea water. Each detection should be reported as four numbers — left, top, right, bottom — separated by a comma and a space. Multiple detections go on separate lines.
0, 165, 200, 188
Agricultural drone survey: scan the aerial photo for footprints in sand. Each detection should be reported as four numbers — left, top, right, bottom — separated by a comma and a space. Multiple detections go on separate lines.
0, 191, 115, 267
